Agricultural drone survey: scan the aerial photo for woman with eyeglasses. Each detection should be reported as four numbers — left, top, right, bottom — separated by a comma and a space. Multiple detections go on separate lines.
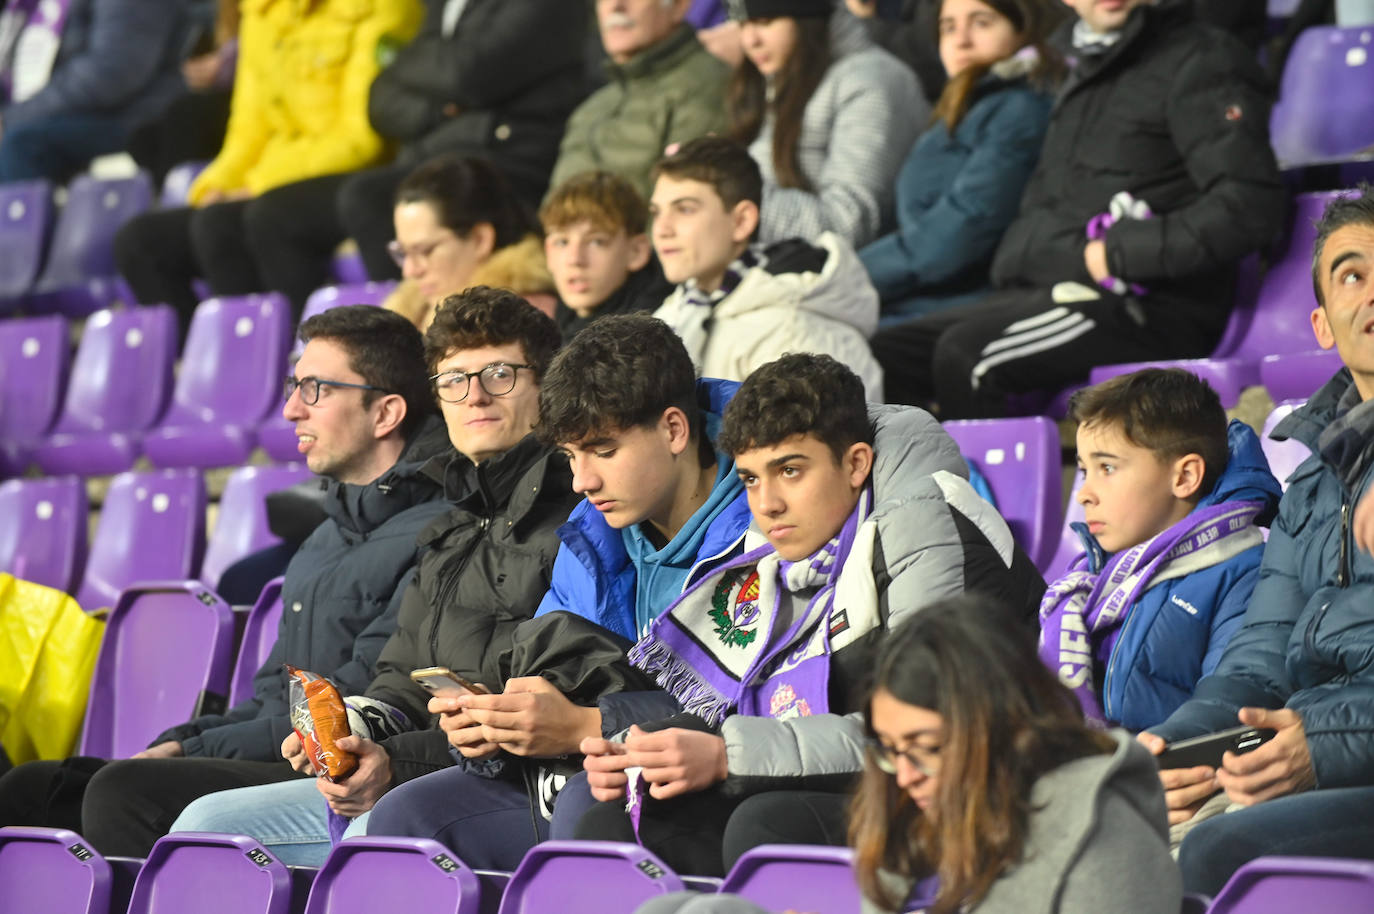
638, 596, 1180, 914
383, 156, 557, 332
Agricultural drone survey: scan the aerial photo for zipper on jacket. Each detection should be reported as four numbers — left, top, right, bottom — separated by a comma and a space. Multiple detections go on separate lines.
1339, 502, 1351, 588
427, 515, 492, 662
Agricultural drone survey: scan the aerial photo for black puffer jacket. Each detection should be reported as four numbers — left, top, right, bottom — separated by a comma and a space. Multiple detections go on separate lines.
368, 0, 590, 192
365, 434, 580, 784
991, 0, 1284, 340
155, 417, 452, 760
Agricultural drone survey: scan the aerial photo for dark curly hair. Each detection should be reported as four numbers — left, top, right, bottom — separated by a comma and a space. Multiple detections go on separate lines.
423, 286, 561, 378
718, 353, 872, 462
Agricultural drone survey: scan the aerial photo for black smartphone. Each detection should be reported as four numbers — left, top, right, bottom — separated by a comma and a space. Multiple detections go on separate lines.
1156, 726, 1277, 769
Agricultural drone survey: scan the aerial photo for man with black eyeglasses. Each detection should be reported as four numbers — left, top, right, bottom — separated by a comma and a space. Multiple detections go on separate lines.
0, 305, 452, 856
165, 286, 585, 868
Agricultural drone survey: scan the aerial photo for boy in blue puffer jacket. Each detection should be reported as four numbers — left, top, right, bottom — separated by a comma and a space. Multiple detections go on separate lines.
1039, 368, 1281, 732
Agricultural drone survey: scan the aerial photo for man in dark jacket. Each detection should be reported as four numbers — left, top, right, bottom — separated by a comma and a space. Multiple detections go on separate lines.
1139, 190, 1374, 894
871, 0, 1285, 418
0, 305, 450, 856
166, 288, 584, 867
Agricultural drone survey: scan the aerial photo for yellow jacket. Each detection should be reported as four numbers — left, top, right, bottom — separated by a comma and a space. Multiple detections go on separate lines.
190, 0, 422, 205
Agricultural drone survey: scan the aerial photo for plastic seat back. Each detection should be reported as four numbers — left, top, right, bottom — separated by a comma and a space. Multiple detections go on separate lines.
1044, 469, 1087, 582
201, 463, 313, 589
0, 826, 112, 914
0, 477, 88, 593
1261, 401, 1313, 491
52, 305, 177, 436
1259, 349, 1344, 404
943, 417, 1062, 570
292, 282, 395, 360
0, 179, 54, 302
75, 469, 206, 612
229, 578, 285, 706
304, 836, 481, 914
719, 844, 862, 913
128, 832, 291, 914
1271, 27, 1374, 165
0, 313, 69, 445
1209, 856, 1374, 914
499, 841, 684, 914
160, 161, 210, 207
79, 582, 235, 759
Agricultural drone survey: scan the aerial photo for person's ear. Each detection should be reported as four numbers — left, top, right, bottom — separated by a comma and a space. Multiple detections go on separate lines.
662, 406, 693, 457
1171, 453, 1206, 501
372, 393, 407, 441
731, 200, 760, 245
1311, 304, 1337, 351
844, 442, 875, 490
470, 222, 498, 260
627, 233, 653, 271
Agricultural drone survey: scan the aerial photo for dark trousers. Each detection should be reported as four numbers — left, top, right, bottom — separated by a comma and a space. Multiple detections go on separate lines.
1179, 786, 1374, 897
0, 756, 303, 857
869, 286, 1216, 418
0, 112, 130, 184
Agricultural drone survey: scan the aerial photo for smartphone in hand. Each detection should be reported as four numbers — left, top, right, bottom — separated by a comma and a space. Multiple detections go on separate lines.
410, 666, 488, 698
1156, 726, 1276, 769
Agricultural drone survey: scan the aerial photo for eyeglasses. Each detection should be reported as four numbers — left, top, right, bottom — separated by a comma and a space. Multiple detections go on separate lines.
386, 233, 453, 268
431, 363, 533, 403
865, 736, 941, 778
284, 375, 388, 406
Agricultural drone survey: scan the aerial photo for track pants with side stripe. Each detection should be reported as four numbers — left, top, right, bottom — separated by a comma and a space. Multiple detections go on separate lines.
870, 285, 1219, 418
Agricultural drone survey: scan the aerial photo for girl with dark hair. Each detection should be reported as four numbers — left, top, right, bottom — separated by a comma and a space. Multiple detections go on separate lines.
859, 0, 1065, 325
725, 0, 925, 249
382, 155, 556, 331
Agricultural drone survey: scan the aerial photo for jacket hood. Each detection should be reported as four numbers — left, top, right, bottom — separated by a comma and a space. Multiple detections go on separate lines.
869, 403, 968, 507
1198, 419, 1282, 524
716, 232, 880, 336
323, 413, 448, 535
1273, 366, 1356, 451
828, 6, 872, 57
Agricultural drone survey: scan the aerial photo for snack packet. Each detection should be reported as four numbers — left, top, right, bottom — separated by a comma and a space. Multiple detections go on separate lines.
286, 665, 357, 781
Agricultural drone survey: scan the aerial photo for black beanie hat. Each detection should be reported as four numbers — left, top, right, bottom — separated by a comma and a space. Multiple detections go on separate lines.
727, 0, 833, 21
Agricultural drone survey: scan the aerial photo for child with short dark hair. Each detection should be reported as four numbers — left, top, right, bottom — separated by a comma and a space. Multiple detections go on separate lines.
539, 171, 673, 341
648, 136, 884, 399
1040, 368, 1281, 731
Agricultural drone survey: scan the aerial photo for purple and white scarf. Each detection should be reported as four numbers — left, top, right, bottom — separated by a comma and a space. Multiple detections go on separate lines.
1038, 501, 1265, 726
629, 486, 873, 728
1085, 190, 1153, 298
0, 0, 73, 104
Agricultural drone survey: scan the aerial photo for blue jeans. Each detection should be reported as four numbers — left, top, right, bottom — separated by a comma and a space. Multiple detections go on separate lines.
1179, 785, 1374, 896
0, 112, 129, 183
169, 777, 369, 866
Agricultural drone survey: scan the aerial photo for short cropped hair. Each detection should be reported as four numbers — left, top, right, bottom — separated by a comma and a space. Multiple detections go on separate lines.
651, 135, 763, 211
539, 171, 650, 237
536, 313, 701, 448
1312, 184, 1374, 308
423, 286, 562, 378
1067, 368, 1228, 498
299, 305, 435, 440
718, 353, 873, 462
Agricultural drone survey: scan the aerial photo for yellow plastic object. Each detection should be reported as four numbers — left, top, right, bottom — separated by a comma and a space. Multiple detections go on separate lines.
0, 573, 105, 763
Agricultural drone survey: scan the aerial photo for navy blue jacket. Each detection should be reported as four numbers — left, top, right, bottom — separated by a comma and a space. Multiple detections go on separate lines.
859, 73, 1052, 307
1152, 371, 1374, 789
1083, 420, 1281, 731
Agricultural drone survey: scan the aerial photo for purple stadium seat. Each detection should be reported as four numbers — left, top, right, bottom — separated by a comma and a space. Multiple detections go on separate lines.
256, 416, 301, 464
718, 844, 862, 912
160, 160, 210, 207
499, 841, 685, 914
201, 463, 313, 589
142, 294, 293, 469
1259, 349, 1344, 403
78, 581, 235, 759
74, 468, 206, 613
331, 250, 370, 286
303, 836, 481, 914
128, 832, 292, 914
1261, 401, 1312, 491
0, 179, 54, 305
1181, 892, 1212, 914
942, 417, 1062, 570
1209, 856, 1374, 913
290, 281, 396, 360
1044, 469, 1087, 582
1086, 357, 1260, 409
1271, 27, 1374, 166
0, 826, 113, 914
0, 476, 88, 594
31, 305, 178, 476
229, 577, 285, 706
0, 313, 69, 476
28, 172, 153, 318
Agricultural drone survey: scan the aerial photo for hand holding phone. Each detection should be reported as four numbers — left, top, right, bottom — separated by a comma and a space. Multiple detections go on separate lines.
410, 666, 488, 698
1156, 725, 1276, 770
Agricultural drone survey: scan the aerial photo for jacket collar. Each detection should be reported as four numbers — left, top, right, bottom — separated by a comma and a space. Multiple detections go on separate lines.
1054, 0, 1192, 98
1273, 366, 1357, 451
322, 414, 447, 536
604, 24, 700, 83
433, 433, 571, 528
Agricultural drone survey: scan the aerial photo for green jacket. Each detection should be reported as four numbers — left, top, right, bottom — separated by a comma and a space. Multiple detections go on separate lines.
548, 24, 729, 200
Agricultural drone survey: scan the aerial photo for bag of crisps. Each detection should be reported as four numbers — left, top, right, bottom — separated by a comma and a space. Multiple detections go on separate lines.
286, 665, 356, 781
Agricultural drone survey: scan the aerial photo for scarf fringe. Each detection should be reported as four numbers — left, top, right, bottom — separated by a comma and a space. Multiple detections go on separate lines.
630, 638, 733, 727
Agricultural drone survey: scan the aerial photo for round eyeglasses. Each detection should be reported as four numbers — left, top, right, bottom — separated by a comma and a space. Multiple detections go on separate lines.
865, 736, 941, 778
284, 375, 388, 406
386, 233, 452, 269
431, 363, 533, 403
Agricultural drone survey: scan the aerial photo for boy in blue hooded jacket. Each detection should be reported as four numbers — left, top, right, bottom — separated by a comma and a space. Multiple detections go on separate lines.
1039, 368, 1281, 732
